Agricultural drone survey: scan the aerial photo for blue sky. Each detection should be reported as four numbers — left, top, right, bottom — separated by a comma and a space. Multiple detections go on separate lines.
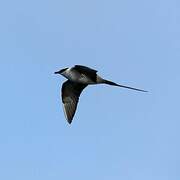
0, 0, 180, 179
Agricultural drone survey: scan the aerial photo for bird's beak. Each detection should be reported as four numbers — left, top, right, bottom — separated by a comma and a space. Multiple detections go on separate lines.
54, 71, 59, 74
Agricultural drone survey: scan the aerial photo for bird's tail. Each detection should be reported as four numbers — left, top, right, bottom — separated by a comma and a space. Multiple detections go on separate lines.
103, 79, 147, 92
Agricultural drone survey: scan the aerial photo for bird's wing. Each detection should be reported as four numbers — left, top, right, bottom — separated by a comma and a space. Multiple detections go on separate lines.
61, 80, 87, 124
74, 65, 98, 82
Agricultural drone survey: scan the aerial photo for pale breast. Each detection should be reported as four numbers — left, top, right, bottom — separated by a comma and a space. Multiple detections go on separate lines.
63, 68, 96, 84
64, 68, 80, 82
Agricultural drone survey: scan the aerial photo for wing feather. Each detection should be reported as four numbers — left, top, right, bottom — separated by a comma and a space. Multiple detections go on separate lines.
61, 80, 87, 124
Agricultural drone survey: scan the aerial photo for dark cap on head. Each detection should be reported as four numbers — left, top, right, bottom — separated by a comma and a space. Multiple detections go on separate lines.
54, 68, 68, 74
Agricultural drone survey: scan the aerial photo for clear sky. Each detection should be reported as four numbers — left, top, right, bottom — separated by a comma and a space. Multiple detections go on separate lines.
0, 0, 179, 179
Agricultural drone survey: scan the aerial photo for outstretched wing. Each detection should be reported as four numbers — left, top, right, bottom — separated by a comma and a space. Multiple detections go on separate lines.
74, 65, 98, 82
61, 80, 87, 124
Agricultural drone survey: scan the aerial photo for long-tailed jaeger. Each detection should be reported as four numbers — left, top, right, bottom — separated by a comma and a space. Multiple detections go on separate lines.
55, 65, 147, 124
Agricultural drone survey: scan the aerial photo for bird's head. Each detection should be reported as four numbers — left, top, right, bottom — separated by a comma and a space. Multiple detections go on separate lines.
54, 68, 68, 75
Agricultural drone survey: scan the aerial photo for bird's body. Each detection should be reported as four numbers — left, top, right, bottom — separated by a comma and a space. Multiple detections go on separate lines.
55, 65, 147, 124
60, 66, 104, 84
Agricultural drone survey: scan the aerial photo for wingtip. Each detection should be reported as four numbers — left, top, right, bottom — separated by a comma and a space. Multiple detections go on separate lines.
67, 119, 73, 124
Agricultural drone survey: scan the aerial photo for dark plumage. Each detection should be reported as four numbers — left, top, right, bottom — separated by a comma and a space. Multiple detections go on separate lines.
55, 65, 147, 124
61, 80, 87, 124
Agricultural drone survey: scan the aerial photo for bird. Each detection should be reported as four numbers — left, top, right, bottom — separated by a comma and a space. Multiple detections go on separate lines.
55, 65, 147, 124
